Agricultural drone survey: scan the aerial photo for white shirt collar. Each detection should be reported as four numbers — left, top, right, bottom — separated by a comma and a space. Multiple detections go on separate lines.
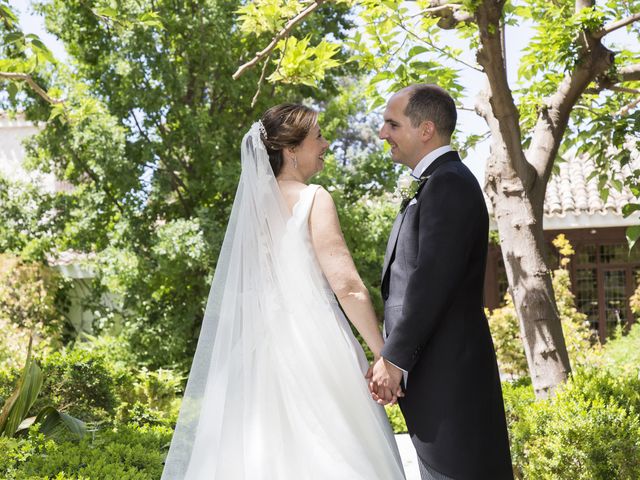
411, 145, 453, 179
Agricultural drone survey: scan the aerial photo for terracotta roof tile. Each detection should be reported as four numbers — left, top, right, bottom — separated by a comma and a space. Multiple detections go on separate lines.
544, 153, 640, 218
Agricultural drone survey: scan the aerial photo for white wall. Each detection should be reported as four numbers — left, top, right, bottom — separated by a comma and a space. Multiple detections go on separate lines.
0, 113, 61, 192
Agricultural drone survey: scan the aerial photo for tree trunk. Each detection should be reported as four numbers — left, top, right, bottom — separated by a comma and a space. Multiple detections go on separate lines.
485, 151, 572, 399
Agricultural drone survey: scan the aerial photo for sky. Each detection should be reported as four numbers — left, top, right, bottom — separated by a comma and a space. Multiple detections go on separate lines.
7, 1, 635, 183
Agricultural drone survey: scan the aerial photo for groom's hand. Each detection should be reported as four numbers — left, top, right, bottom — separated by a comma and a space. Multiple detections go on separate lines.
369, 357, 404, 405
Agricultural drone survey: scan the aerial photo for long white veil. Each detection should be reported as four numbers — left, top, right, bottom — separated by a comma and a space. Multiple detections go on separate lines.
161, 122, 405, 479
161, 122, 291, 478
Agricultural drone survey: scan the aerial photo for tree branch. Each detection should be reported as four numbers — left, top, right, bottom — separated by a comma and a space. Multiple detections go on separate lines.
589, 63, 640, 92
610, 85, 640, 95
528, 25, 615, 184
232, 0, 324, 80
595, 12, 640, 39
616, 97, 640, 117
620, 63, 640, 83
0, 72, 64, 105
250, 53, 271, 108
416, 1, 474, 29
391, 18, 482, 72
474, 1, 533, 188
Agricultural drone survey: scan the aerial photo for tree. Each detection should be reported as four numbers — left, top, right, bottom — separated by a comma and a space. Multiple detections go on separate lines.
235, 0, 640, 398
0, 0, 356, 369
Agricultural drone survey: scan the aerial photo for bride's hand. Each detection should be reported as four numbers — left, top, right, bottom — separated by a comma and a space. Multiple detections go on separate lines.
364, 354, 380, 381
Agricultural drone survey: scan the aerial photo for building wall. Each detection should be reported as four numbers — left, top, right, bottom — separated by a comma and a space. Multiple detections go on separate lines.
486, 227, 640, 342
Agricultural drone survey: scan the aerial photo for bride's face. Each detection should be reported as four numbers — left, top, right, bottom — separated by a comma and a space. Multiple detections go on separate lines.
295, 124, 329, 177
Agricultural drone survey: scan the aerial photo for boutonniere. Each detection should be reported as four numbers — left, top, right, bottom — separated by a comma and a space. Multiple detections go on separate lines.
395, 173, 429, 212
396, 174, 419, 202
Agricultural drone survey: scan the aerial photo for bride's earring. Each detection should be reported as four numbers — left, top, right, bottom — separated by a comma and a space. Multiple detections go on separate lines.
293, 155, 298, 169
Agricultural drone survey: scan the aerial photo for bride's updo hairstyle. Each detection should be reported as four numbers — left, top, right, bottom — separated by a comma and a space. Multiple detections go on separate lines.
260, 103, 318, 177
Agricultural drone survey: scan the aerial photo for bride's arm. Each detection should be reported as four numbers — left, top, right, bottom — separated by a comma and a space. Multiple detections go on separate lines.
309, 187, 384, 358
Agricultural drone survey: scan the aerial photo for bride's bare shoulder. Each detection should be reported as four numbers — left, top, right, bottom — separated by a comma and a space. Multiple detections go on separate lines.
309, 186, 335, 213
309, 186, 340, 234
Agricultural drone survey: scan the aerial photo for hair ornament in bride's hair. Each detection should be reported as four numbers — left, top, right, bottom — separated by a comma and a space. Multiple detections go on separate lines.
257, 120, 268, 139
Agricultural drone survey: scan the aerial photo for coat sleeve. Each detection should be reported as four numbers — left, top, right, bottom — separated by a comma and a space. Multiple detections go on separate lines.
381, 170, 480, 371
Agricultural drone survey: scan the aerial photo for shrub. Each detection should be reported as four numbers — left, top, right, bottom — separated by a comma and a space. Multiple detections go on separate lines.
0, 367, 18, 406
34, 347, 117, 423
1, 335, 87, 442
24, 335, 184, 429
0, 254, 70, 344
599, 322, 640, 377
0, 317, 32, 373
0, 423, 171, 479
486, 297, 528, 378
114, 367, 183, 426
505, 368, 640, 479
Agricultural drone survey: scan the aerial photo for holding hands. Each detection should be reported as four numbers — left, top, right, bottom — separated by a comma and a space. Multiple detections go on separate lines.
365, 357, 404, 406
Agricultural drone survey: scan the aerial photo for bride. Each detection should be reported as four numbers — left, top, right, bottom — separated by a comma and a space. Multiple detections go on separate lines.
161, 104, 405, 479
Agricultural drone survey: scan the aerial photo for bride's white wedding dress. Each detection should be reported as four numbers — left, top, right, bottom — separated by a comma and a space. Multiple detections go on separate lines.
161, 123, 405, 479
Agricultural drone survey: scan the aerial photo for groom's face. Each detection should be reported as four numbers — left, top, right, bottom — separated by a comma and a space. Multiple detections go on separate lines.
379, 93, 423, 168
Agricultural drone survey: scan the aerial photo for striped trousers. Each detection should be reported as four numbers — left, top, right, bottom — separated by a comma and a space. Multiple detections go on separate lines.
418, 457, 455, 480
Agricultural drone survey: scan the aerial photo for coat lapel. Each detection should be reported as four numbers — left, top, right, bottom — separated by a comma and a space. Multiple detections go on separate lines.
381, 150, 462, 286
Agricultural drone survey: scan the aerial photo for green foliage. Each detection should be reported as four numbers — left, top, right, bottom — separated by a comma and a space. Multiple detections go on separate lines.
0, 339, 43, 437
0, 338, 86, 441
552, 267, 596, 368
349, 0, 464, 112
43, 334, 183, 427
0, 317, 32, 374
237, 0, 304, 36
35, 347, 118, 423
0, 254, 71, 344
629, 271, 640, 319
269, 36, 341, 86
0, 0, 56, 115
0, 335, 177, 477
598, 322, 640, 378
486, 296, 529, 378
314, 81, 400, 317
0, 177, 65, 257
0, 423, 171, 479
2, 0, 356, 371
505, 368, 640, 479
384, 403, 407, 434
115, 367, 182, 426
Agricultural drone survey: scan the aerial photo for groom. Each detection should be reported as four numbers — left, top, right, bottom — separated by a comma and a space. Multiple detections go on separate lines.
369, 84, 513, 480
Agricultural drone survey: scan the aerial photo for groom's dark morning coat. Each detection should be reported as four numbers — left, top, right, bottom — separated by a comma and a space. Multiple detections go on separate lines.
381, 151, 513, 479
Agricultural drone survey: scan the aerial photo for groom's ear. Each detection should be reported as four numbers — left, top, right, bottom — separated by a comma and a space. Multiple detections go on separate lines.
420, 120, 436, 141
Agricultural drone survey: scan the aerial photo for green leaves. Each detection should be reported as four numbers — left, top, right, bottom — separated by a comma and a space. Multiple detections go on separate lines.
268, 36, 340, 86
1, 30, 57, 73
0, 2, 18, 29
6, 0, 353, 370
237, 0, 303, 36
0, 338, 43, 438
626, 225, 640, 252
31, 406, 87, 440
92, 7, 119, 19
138, 11, 163, 29
91, 6, 164, 31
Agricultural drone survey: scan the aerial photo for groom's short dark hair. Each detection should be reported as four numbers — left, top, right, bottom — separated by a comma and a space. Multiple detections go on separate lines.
403, 84, 457, 139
